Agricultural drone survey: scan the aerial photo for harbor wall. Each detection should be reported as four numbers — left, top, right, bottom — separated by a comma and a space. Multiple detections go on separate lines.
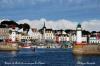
72, 44, 100, 55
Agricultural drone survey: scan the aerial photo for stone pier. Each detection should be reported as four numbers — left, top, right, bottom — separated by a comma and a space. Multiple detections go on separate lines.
72, 44, 100, 55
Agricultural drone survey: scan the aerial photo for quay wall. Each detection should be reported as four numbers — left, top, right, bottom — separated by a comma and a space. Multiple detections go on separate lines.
72, 44, 100, 55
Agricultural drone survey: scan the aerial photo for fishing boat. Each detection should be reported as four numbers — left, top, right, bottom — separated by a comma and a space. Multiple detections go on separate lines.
54, 43, 61, 48
20, 43, 32, 49
19, 41, 32, 49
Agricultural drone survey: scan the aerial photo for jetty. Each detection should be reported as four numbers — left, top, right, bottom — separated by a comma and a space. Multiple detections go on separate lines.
0, 42, 19, 51
72, 44, 100, 55
72, 24, 100, 55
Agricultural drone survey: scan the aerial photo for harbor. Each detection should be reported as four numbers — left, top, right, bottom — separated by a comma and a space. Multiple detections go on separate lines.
0, 0, 99, 65
0, 22, 100, 56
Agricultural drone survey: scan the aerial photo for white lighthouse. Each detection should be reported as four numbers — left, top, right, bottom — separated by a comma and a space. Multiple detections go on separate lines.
76, 24, 82, 44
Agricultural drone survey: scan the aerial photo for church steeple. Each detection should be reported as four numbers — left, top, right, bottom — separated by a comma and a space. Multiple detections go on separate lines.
43, 22, 46, 40
43, 22, 46, 29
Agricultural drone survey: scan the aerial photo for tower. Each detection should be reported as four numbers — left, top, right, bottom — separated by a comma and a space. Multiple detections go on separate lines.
43, 22, 46, 40
76, 24, 82, 44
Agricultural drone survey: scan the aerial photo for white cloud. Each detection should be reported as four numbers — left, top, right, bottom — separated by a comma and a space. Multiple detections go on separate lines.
82, 20, 100, 31
0, 18, 100, 31
17, 19, 100, 31
17, 19, 77, 30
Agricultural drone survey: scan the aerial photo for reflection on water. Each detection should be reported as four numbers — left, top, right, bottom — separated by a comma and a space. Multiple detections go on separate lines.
76, 55, 96, 66
11, 51, 17, 57
0, 48, 99, 66
18, 48, 34, 54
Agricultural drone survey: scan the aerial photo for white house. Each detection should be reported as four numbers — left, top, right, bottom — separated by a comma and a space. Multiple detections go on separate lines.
0, 28, 9, 42
54, 30, 69, 43
39, 22, 54, 41
89, 34, 100, 44
31, 28, 42, 41
9, 26, 17, 42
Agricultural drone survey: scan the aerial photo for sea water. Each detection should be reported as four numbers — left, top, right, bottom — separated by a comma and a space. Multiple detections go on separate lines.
0, 48, 99, 66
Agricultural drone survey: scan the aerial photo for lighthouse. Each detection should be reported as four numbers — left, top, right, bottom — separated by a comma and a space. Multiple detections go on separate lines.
76, 24, 82, 44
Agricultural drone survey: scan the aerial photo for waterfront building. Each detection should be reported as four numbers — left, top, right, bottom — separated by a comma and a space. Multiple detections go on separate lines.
31, 28, 42, 41
16, 33, 22, 42
45, 29, 54, 40
9, 25, 18, 42
21, 35, 33, 42
82, 35, 87, 43
89, 32, 100, 44
0, 28, 9, 42
54, 30, 69, 43
10, 29, 16, 42
39, 22, 54, 41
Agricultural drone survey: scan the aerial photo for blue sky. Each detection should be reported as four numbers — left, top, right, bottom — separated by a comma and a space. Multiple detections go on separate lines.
0, 0, 100, 22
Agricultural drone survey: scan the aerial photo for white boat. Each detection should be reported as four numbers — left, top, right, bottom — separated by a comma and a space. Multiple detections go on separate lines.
22, 46, 31, 49
54, 43, 61, 48
37, 45, 47, 48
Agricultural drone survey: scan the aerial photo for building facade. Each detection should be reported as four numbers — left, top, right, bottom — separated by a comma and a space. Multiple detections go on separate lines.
0, 28, 9, 42
39, 22, 54, 41
31, 28, 42, 40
